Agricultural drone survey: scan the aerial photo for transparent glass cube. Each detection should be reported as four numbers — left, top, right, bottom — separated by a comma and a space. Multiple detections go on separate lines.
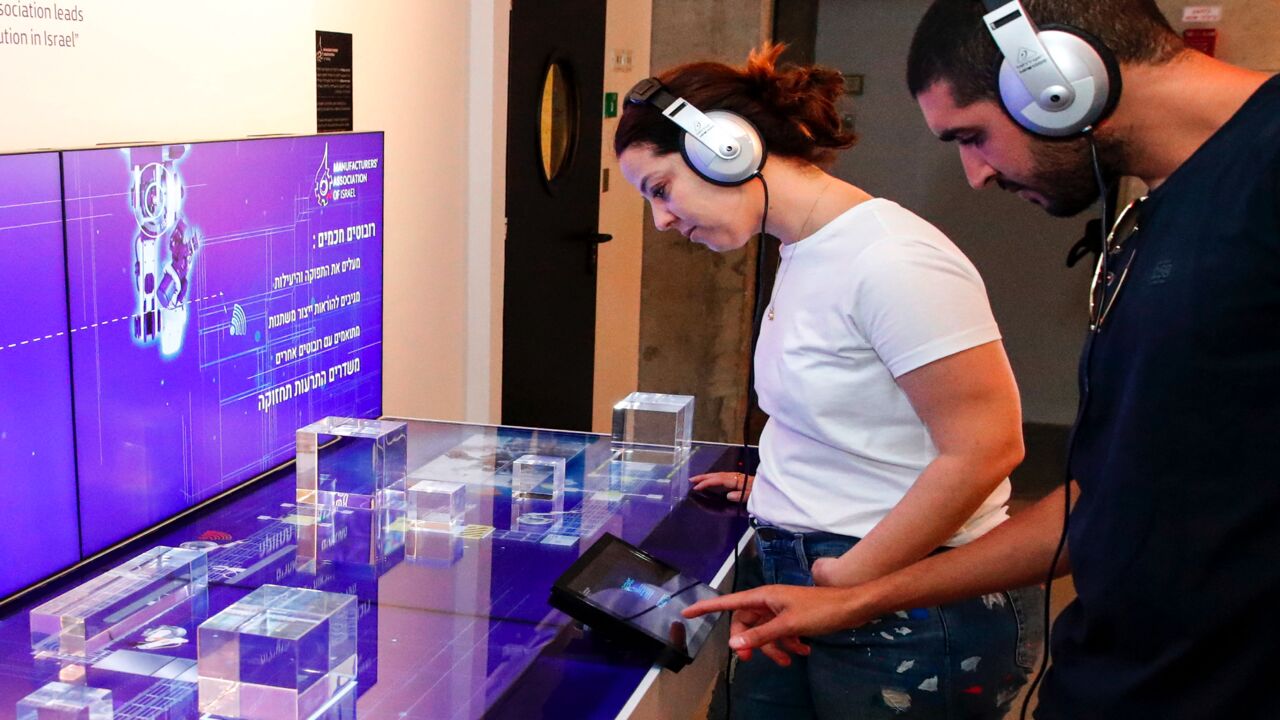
611, 392, 694, 465
295, 501, 405, 574
30, 546, 209, 657
197, 584, 357, 720
407, 479, 466, 531
296, 417, 408, 510
512, 454, 565, 500
511, 492, 566, 533
16, 682, 113, 720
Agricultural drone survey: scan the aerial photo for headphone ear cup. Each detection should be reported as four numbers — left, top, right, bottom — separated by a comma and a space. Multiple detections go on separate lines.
997, 26, 1121, 137
680, 110, 767, 186
1047, 23, 1123, 124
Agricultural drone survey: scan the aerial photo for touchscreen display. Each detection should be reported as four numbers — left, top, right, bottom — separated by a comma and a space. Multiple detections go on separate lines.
560, 537, 720, 659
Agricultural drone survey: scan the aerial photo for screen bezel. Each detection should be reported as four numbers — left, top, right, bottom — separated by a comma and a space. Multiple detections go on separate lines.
550, 533, 721, 666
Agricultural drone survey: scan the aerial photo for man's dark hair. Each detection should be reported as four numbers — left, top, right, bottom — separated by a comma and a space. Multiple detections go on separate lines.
907, 0, 1183, 106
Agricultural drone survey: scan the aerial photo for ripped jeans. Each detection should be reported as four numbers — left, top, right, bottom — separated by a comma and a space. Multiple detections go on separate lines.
731, 523, 1045, 719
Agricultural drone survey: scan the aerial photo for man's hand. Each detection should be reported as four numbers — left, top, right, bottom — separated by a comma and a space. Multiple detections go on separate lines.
691, 472, 753, 503
683, 584, 871, 665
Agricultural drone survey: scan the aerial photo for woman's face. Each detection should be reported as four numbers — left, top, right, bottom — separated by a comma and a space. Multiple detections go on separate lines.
618, 144, 759, 252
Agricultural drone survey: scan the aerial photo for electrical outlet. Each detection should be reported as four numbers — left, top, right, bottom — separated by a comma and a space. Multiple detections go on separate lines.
612, 48, 633, 72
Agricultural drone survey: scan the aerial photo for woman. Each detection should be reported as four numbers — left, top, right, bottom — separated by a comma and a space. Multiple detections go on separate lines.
615, 45, 1043, 719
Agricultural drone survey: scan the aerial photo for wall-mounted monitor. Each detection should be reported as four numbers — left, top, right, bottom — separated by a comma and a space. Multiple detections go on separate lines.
0, 152, 82, 598
62, 133, 385, 553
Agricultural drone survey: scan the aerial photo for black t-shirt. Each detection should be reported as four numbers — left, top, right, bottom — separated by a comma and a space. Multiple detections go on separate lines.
1039, 74, 1280, 718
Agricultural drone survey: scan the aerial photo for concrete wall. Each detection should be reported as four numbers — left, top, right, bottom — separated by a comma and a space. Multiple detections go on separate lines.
594, 2, 655, 433
642, 0, 774, 444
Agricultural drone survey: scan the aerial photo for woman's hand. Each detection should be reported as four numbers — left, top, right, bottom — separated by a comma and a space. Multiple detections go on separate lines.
810, 556, 867, 587
810, 556, 839, 587
690, 472, 753, 503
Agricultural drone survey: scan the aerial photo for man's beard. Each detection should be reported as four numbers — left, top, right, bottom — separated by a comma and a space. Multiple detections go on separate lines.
1000, 133, 1125, 217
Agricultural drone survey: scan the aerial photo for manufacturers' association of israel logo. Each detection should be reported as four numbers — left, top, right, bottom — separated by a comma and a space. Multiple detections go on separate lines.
314, 143, 333, 207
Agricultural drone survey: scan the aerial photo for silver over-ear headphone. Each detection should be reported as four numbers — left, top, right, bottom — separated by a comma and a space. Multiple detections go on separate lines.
626, 77, 766, 186
981, 0, 1121, 137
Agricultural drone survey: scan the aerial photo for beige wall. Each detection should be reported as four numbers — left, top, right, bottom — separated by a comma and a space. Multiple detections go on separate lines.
0, 0, 507, 424
0, 2, 312, 146
593, 2, 654, 433
1157, 0, 1280, 70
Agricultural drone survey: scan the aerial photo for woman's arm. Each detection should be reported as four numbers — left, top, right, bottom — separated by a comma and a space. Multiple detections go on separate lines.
811, 339, 1023, 587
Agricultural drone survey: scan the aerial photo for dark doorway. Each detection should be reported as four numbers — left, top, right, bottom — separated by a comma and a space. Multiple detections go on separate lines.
502, 0, 609, 431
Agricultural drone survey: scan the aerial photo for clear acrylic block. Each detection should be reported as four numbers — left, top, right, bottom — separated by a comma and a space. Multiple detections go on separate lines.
16, 681, 113, 720
295, 502, 405, 574
512, 454, 565, 500
197, 584, 357, 720
511, 492, 566, 533
611, 392, 694, 464
296, 417, 408, 510
30, 546, 209, 657
407, 479, 466, 531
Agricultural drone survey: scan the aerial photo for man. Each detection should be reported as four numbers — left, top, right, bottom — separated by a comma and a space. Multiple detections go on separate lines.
684, 1, 1280, 716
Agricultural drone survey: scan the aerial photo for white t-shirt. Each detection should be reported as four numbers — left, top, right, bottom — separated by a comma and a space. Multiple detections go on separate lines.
749, 198, 1011, 546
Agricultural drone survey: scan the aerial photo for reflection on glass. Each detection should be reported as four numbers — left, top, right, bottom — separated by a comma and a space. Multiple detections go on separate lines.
304, 559, 382, 701
540, 62, 575, 182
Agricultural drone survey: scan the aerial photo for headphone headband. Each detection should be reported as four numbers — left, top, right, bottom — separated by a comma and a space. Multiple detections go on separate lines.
981, 0, 1120, 136
625, 77, 766, 186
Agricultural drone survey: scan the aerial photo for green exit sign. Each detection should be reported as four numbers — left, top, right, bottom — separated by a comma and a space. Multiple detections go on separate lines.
604, 92, 618, 118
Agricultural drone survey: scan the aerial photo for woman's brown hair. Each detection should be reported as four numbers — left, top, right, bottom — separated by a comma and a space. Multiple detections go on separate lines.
614, 43, 857, 169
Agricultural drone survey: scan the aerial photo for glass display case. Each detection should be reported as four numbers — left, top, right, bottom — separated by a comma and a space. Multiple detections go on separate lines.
0, 418, 750, 720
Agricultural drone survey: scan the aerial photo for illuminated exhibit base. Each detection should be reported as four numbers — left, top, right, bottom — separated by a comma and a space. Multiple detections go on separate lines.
197, 585, 357, 720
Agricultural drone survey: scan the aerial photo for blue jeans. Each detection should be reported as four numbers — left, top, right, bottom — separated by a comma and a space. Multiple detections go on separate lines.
731, 524, 1045, 719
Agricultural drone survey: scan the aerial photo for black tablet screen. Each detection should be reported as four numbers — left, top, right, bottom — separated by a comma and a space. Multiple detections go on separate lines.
561, 538, 721, 659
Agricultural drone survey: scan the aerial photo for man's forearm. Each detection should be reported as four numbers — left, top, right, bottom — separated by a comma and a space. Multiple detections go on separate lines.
850, 482, 1075, 619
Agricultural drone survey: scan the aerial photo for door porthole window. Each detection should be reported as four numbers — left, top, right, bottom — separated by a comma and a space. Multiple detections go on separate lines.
539, 60, 578, 184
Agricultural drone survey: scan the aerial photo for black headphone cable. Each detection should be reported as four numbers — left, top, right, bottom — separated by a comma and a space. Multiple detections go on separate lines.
723, 170, 770, 720
1019, 129, 1108, 720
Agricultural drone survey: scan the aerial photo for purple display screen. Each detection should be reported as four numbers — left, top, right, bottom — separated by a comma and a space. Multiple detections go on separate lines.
63, 134, 385, 554
0, 152, 81, 599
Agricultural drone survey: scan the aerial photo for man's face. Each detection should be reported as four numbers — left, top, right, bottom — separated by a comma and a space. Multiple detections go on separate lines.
916, 80, 1107, 217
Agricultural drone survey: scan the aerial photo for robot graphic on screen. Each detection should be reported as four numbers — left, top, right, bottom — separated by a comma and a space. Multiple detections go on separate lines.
126, 144, 202, 358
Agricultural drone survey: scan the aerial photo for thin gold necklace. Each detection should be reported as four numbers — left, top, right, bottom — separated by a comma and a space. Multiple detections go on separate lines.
767, 180, 833, 321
